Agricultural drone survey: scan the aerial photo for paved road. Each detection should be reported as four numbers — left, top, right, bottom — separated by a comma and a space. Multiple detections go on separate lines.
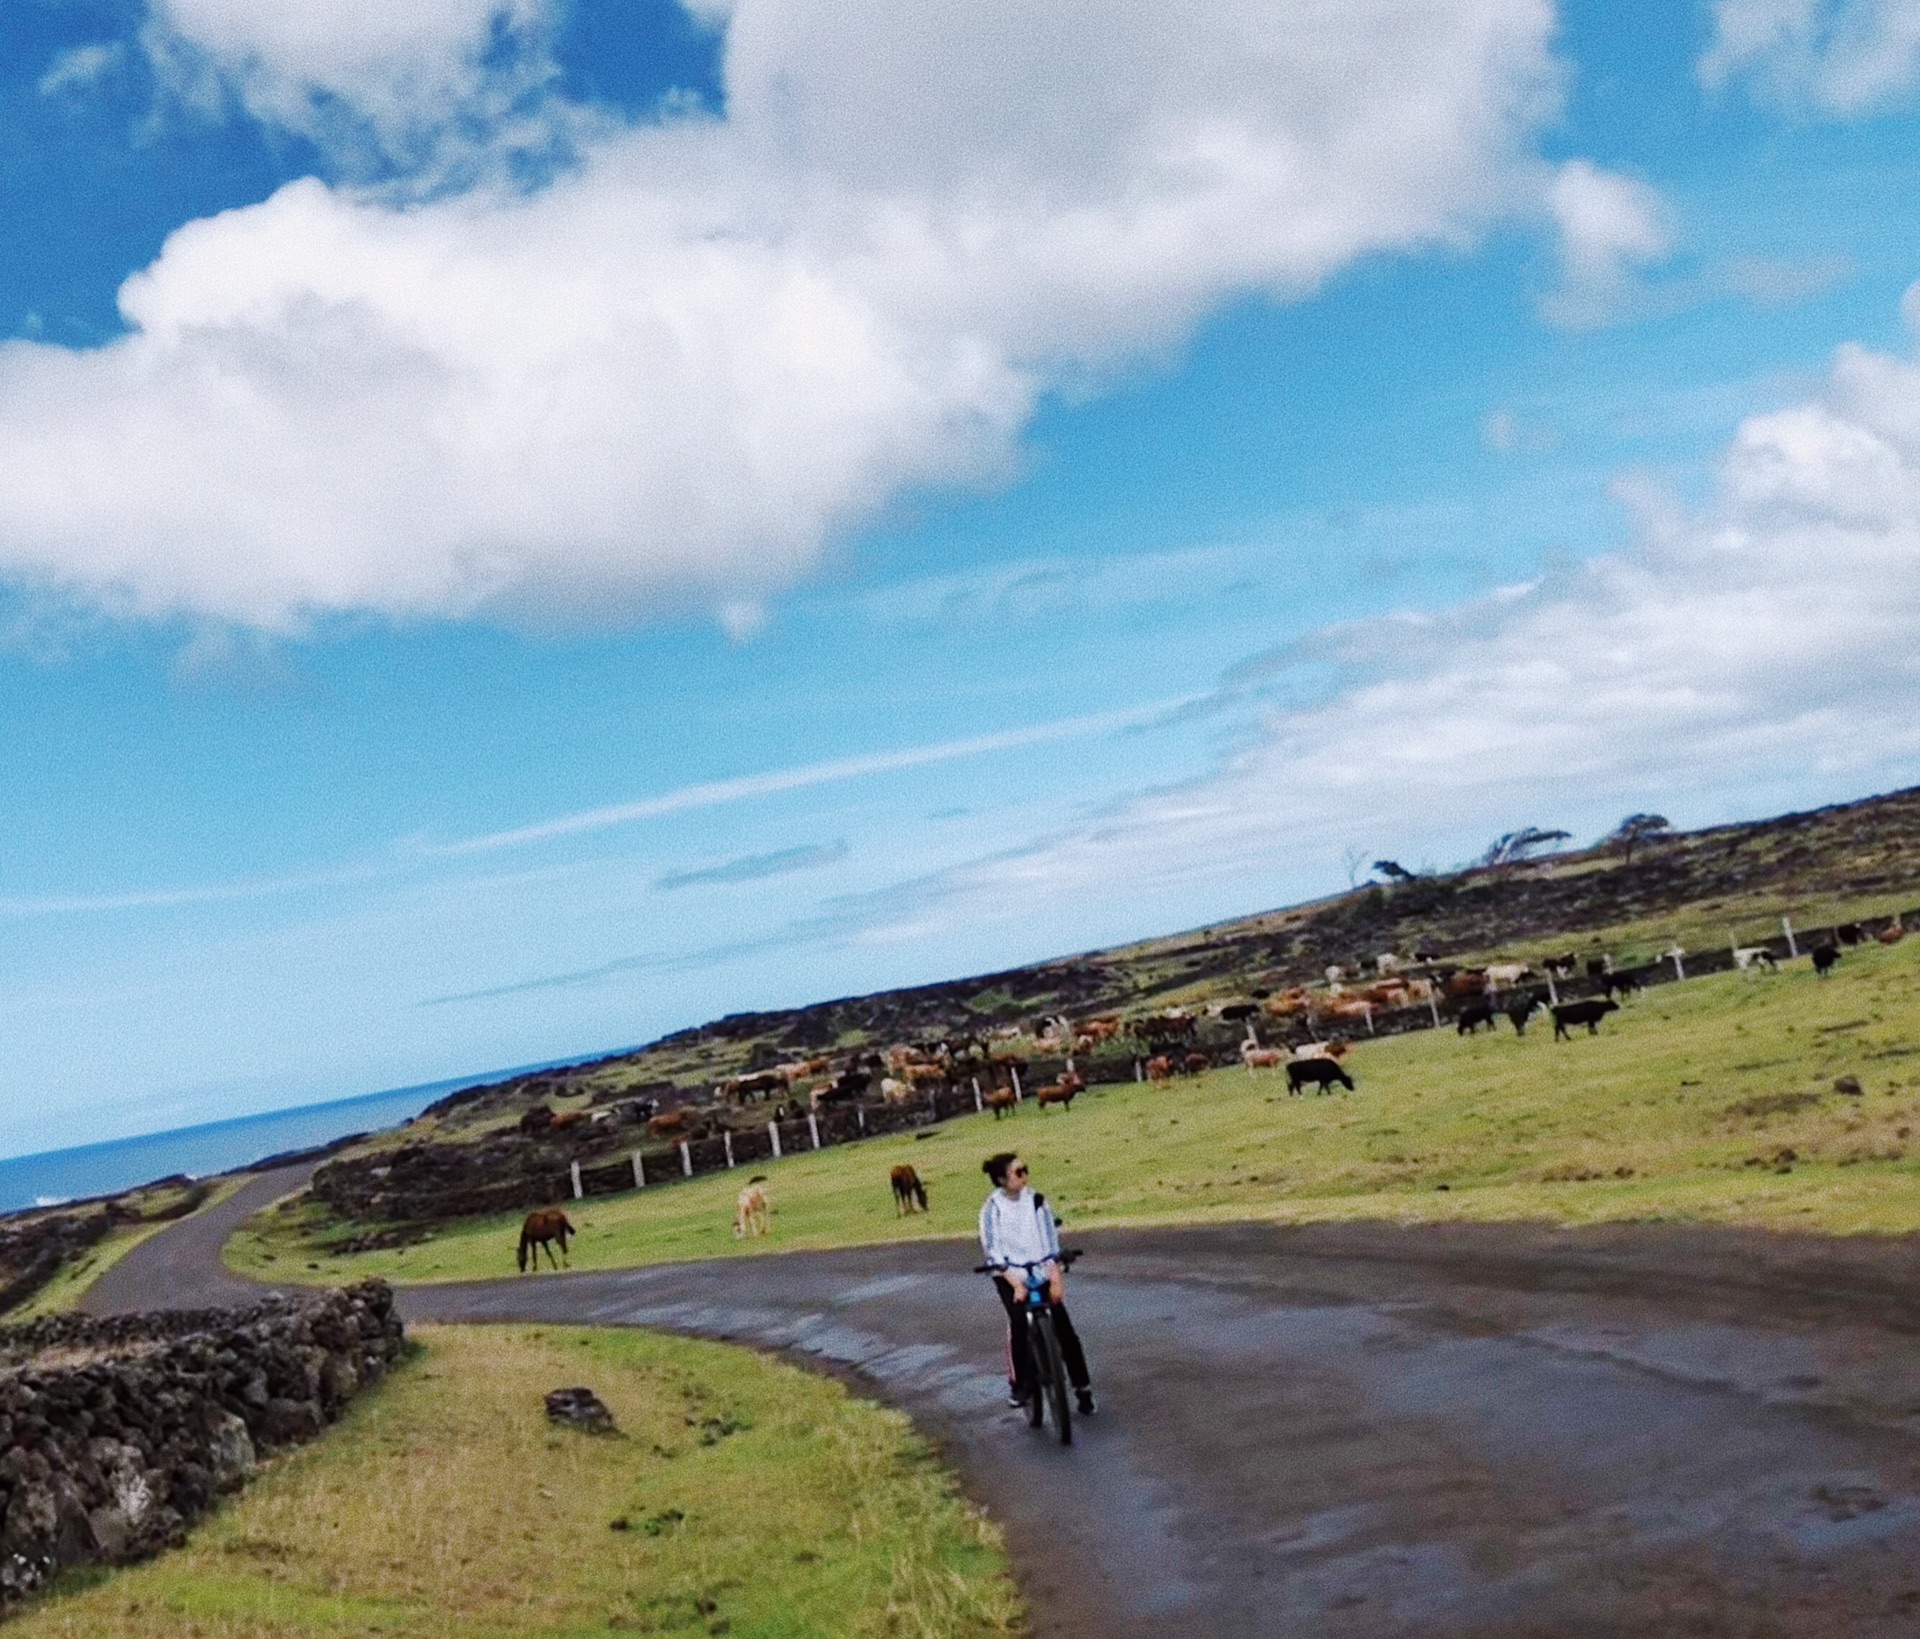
91, 1193, 1920, 1637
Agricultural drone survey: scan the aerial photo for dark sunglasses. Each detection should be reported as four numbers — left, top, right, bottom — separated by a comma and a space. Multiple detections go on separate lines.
1009, 1165, 1028, 1177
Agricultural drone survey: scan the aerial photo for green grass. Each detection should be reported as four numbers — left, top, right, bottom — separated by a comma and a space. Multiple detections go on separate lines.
229, 941, 1920, 1287
10, 1324, 1020, 1639
4, 1221, 171, 1321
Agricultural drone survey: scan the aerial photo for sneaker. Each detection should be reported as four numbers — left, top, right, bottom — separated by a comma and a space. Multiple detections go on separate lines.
1076, 1389, 1097, 1415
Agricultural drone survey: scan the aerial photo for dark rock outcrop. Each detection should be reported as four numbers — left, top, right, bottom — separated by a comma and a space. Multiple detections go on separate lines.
0, 1280, 405, 1606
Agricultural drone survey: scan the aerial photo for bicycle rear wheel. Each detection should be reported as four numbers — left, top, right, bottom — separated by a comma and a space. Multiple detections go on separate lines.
1034, 1312, 1072, 1446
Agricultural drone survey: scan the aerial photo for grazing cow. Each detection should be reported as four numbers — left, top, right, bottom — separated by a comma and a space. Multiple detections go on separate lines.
1456, 1002, 1498, 1036
1551, 998, 1619, 1040
1217, 1002, 1260, 1023
1484, 963, 1532, 989
890, 1164, 929, 1214
517, 1210, 574, 1273
1183, 1052, 1211, 1076
985, 1086, 1018, 1119
1036, 1075, 1083, 1111
1145, 1055, 1175, 1083
1291, 1038, 1351, 1062
880, 1077, 917, 1106
1242, 1046, 1285, 1074
1545, 953, 1578, 980
1734, 947, 1778, 972
1837, 922, 1866, 947
548, 1109, 588, 1132
1375, 953, 1405, 976
1507, 993, 1546, 1036
1287, 1057, 1355, 1095
647, 1109, 695, 1141
1602, 972, 1642, 1002
1586, 956, 1611, 980
1812, 944, 1841, 977
1879, 918, 1907, 945
1446, 969, 1489, 1000
734, 1180, 771, 1238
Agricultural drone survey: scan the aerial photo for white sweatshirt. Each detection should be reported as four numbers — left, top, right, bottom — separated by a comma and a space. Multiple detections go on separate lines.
978, 1184, 1061, 1273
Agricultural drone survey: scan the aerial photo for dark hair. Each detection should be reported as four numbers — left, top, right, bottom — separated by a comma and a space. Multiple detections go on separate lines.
982, 1152, 1018, 1186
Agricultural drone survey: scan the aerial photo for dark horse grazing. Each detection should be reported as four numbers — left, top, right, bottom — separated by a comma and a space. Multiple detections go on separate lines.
890, 1164, 929, 1214
517, 1209, 575, 1272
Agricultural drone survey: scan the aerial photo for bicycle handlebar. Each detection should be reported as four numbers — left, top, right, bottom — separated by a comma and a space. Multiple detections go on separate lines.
973, 1249, 1083, 1274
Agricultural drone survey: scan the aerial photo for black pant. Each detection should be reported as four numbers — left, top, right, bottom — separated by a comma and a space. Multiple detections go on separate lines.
994, 1275, 1091, 1398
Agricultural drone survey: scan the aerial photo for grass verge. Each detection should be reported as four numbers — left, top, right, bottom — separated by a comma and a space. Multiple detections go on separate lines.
10, 1323, 1020, 1639
229, 941, 1920, 1287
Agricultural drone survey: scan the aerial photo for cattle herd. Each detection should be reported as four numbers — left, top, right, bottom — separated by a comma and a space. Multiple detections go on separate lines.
505, 915, 1908, 1267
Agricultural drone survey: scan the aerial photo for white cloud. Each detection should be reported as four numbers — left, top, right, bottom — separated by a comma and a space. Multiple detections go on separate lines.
0, 0, 1575, 631
142, 0, 563, 171
39, 43, 127, 99
1701, 0, 1920, 114
1540, 159, 1675, 329
871, 284, 1920, 937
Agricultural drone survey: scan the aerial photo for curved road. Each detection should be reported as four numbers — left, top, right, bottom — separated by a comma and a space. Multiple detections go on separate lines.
89, 1183, 1920, 1637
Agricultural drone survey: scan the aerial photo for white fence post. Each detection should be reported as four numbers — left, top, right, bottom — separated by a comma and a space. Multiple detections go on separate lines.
973, 1076, 984, 1112
769, 1122, 782, 1159
1363, 1003, 1374, 1036
857, 1107, 866, 1133
723, 1131, 735, 1169
1670, 947, 1686, 981
570, 1160, 582, 1200
1546, 974, 1559, 1007
807, 1113, 821, 1150
927, 1086, 938, 1118
1010, 1066, 1023, 1102
1134, 1058, 1144, 1082
631, 1152, 646, 1189
680, 1141, 692, 1177
1427, 992, 1441, 1028
1782, 916, 1798, 957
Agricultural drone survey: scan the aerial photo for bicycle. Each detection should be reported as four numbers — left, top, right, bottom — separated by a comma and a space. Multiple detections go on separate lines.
977, 1249, 1083, 1445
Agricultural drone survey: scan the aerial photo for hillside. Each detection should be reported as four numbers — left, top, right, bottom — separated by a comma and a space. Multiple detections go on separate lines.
405, 783, 1920, 1135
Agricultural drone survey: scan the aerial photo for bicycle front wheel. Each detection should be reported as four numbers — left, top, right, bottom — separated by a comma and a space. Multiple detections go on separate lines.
1034, 1311, 1072, 1446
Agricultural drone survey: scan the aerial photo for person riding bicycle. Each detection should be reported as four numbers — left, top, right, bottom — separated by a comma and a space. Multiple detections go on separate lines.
979, 1152, 1095, 1415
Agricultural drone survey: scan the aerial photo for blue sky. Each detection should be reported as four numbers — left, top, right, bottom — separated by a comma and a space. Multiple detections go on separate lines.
6, 0, 1920, 1154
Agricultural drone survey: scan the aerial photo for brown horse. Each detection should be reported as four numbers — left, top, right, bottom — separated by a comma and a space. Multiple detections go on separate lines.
517, 1209, 575, 1272
890, 1164, 929, 1214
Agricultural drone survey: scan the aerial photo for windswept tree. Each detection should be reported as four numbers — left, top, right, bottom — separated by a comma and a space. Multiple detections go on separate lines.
1605, 812, 1672, 865
1480, 827, 1572, 868
1371, 859, 1416, 882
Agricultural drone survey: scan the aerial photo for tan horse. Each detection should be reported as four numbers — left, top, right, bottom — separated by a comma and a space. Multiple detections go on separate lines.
517, 1209, 575, 1272
734, 1179, 770, 1238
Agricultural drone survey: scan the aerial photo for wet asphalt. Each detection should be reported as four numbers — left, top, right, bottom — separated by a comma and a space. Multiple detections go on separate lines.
85, 1180, 1920, 1637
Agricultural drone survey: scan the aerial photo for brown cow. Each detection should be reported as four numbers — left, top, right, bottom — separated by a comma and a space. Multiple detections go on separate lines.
647, 1109, 693, 1140
890, 1164, 929, 1213
985, 1086, 1018, 1119
517, 1209, 574, 1273
734, 1180, 770, 1238
1183, 1052, 1211, 1076
1036, 1074, 1083, 1111
1879, 918, 1907, 945
1145, 1055, 1175, 1082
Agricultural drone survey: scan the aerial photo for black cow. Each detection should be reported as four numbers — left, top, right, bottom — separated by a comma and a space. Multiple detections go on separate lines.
1456, 1002, 1498, 1036
1602, 972, 1642, 1002
1507, 992, 1546, 1036
1585, 956, 1611, 981
1812, 944, 1841, 977
1552, 998, 1619, 1040
1287, 1057, 1355, 1095
1836, 923, 1866, 947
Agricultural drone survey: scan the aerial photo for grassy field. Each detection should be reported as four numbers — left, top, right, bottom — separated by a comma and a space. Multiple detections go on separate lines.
11, 1324, 1020, 1639
229, 940, 1920, 1287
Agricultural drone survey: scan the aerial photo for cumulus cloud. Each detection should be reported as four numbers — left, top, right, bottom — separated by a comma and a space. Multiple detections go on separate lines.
867, 285, 1920, 937
0, 0, 1579, 631
1540, 159, 1675, 329
1701, 0, 1920, 114
142, 0, 566, 172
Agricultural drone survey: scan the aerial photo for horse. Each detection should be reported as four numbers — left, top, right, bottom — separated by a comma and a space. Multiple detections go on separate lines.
890, 1164, 929, 1214
517, 1209, 575, 1273
734, 1179, 771, 1238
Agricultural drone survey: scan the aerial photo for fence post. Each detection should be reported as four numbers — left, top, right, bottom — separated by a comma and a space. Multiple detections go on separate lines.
632, 1152, 646, 1189
927, 1086, 938, 1119
723, 1131, 735, 1169
1134, 1058, 1144, 1082
1670, 947, 1686, 981
1782, 916, 1798, 957
1363, 1003, 1374, 1036
769, 1122, 781, 1159
1546, 974, 1559, 1007
1427, 993, 1441, 1029
857, 1107, 866, 1134
973, 1076, 984, 1112
807, 1113, 821, 1150
1011, 1066, 1023, 1102
570, 1160, 583, 1200
680, 1141, 692, 1177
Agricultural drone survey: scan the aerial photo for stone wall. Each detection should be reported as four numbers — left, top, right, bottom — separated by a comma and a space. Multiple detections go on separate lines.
0, 1280, 406, 1606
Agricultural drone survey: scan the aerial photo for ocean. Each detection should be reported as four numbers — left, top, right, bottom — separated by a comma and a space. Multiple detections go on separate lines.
0, 1059, 588, 1213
